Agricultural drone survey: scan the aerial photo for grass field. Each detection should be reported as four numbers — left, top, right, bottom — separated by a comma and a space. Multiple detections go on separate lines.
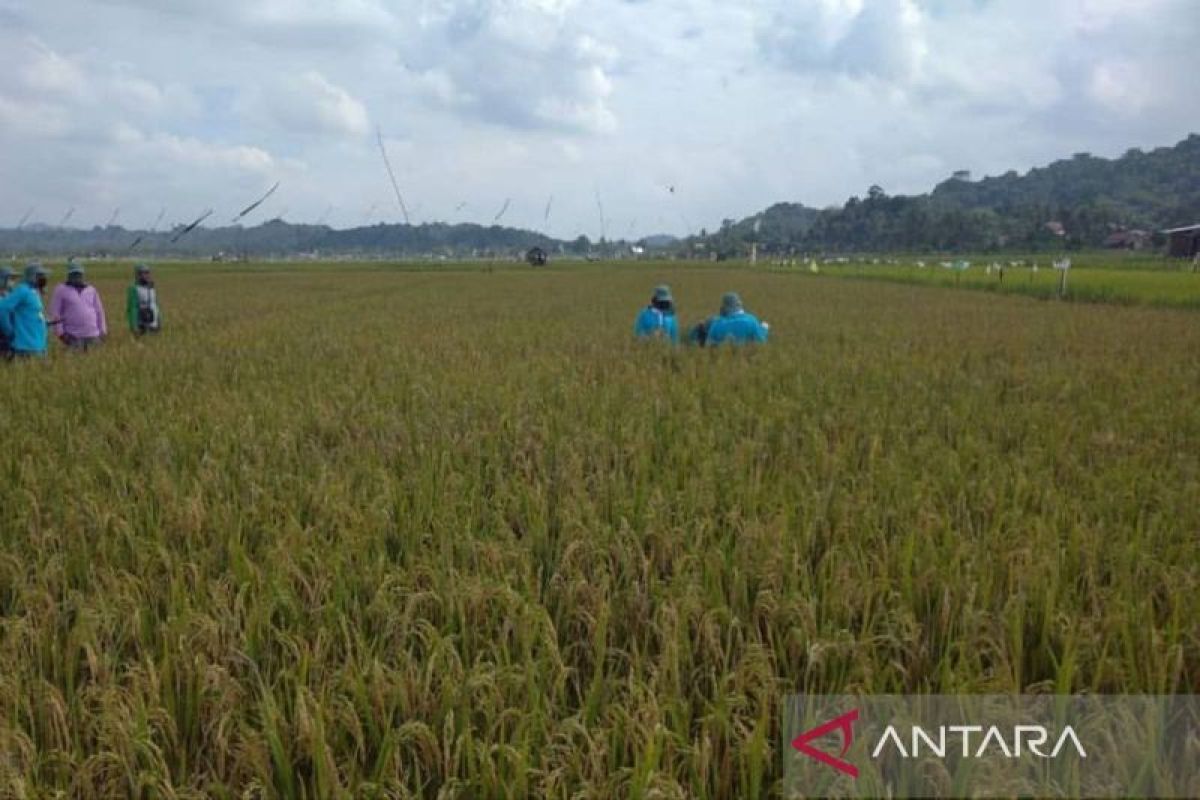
776, 251, 1200, 309
1, 261, 1198, 798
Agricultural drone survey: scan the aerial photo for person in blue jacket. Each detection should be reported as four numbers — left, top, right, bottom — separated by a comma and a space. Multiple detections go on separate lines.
705, 292, 769, 346
0, 263, 51, 359
0, 266, 14, 358
633, 284, 679, 343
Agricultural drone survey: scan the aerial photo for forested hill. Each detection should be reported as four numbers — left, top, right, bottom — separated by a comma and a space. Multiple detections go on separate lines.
0, 218, 569, 260
5, 135, 1198, 259
701, 134, 1200, 255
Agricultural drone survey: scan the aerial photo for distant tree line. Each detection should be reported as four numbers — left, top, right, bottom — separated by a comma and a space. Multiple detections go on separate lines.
0, 219, 568, 260
696, 134, 1200, 257
5, 135, 1198, 260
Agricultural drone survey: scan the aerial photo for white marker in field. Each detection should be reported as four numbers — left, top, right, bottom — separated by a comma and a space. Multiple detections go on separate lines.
1053, 257, 1072, 298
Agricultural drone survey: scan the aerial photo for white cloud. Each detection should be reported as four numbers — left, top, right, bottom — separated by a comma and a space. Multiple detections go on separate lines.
257, 71, 371, 138
89, 0, 399, 50
0, 0, 1196, 235
1088, 60, 1152, 115
1070, 0, 1173, 33
0, 95, 71, 137
143, 132, 277, 174
0, 26, 287, 228
307, 73, 370, 136
759, 0, 926, 82
18, 38, 85, 96
400, 0, 619, 133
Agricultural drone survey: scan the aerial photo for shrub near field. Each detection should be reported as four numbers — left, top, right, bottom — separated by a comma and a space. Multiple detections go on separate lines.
0, 263, 1198, 798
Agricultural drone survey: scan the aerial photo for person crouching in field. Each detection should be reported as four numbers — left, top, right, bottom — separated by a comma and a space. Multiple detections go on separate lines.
50, 262, 107, 351
633, 285, 679, 343
704, 292, 769, 346
0, 263, 51, 359
127, 264, 162, 336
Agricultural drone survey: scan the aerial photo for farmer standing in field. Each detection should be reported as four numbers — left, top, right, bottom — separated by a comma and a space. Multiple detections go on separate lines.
0, 263, 51, 359
704, 292, 769, 346
50, 261, 107, 351
127, 264, 162, 335
633, 285, 679, 343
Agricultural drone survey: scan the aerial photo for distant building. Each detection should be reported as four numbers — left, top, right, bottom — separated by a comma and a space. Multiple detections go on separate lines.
1103, 229, 1151, 250
1163, 224, 1200, 258
1044, 221, 1066, 237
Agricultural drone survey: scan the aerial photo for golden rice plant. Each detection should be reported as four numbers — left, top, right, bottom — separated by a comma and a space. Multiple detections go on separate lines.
0, 260, 1196, 798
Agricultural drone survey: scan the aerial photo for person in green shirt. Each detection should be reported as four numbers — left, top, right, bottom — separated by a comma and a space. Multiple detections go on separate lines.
126, 263, 162, 335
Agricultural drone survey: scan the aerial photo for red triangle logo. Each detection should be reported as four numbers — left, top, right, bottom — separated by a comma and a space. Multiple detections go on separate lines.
791, 708, 860, 778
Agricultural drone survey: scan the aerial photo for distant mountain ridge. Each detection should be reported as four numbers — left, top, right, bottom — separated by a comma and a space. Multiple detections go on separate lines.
700, 134, 1200, 256
5, 134, 1198, 259
0, 218, 572, 260
0, 216, 688, 260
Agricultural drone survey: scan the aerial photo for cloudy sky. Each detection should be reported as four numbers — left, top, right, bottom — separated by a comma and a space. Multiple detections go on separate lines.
1, 0, 1196, 239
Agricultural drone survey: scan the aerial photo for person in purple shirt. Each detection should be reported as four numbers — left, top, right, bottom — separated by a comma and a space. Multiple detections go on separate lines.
49, 261, 107, 351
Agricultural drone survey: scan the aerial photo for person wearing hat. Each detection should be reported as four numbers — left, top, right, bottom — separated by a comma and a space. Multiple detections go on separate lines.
0, 263, 51, 358
704, 292, 769, 346
49, 260, 107, 351
633, 284, 679, 343
126, 263, 162, 335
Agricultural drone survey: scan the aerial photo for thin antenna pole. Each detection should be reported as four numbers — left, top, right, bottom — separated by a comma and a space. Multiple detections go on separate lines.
376, 127, 411, 225
130, 207, 166, 251
679, 212, 692, 237
493, 198, 511, 224
232, 181, 281, 223
169, 209, 213, 243
594, 189, 607, 242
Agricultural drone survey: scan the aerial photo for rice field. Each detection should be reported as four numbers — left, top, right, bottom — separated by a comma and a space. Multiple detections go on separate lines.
781, 252, 1200, 309
1, 260, 1198, 798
